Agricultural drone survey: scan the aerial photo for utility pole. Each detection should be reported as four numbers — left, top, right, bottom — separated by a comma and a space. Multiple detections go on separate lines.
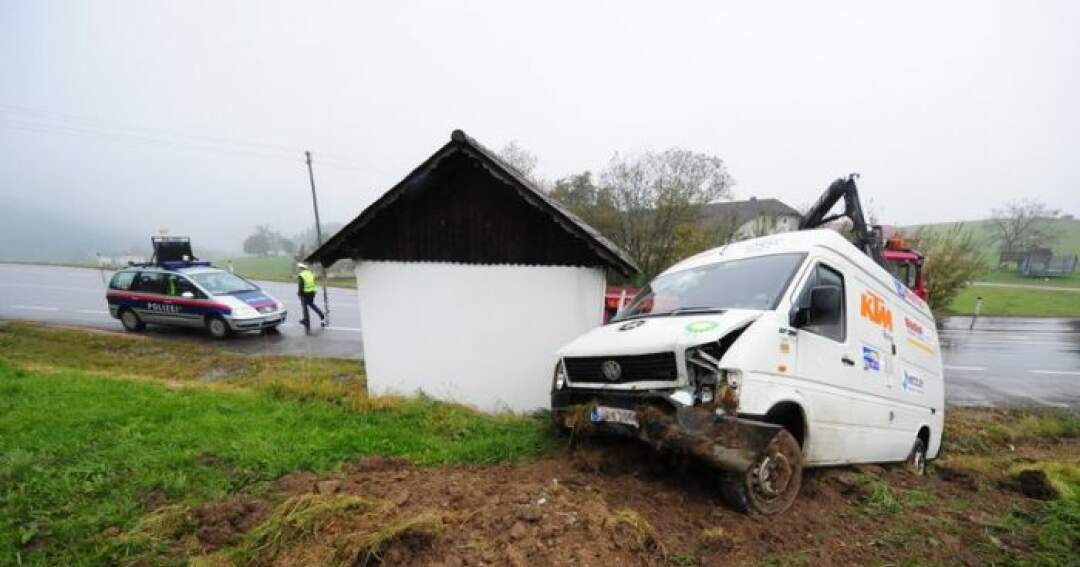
306, 151, 330, 321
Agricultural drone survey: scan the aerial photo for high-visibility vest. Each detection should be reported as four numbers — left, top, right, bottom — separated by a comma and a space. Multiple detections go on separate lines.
299, 269, 317, 293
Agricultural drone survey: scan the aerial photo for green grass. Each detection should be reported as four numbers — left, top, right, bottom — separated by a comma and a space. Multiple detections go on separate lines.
214, 255, 356, 289
946, 284, 1080, 316
978, 269, 1080, 288
0, 326, 552, 566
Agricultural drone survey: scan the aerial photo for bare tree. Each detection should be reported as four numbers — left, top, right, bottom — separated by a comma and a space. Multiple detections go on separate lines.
497, 141, 539, 182
910, 224, 986, 313
600, 149, 734, 280
990, 198, 1060, 257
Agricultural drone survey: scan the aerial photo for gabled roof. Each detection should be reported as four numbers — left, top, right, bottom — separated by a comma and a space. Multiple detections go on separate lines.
700, 198, 802, 228
307, 130, 639, 276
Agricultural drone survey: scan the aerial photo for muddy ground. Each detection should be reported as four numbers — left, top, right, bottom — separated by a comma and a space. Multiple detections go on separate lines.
160, 416, 1077, 567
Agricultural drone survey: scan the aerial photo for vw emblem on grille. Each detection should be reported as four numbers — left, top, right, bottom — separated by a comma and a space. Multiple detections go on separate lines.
601, 360, 622, 381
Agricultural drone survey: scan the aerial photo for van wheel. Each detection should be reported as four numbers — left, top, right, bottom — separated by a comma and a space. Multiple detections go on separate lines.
206, 316, 231, 340
119, 309, 145, 332
907, 438, 927, 476
721, 429, 803, 515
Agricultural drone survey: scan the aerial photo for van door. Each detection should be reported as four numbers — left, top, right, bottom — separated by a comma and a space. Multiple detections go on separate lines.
791, 261, 862, 464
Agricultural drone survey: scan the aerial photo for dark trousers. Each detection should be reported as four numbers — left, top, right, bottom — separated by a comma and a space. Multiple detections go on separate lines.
300, 292, 325, 323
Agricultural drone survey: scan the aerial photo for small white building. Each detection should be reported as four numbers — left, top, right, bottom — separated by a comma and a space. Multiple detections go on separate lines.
308, 130, 638, 412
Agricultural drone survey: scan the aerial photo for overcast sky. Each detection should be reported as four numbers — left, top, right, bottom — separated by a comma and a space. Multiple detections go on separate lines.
2, 0, 1078, 254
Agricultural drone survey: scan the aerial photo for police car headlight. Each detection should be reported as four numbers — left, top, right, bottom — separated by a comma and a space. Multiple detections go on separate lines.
234, 305, 259, 318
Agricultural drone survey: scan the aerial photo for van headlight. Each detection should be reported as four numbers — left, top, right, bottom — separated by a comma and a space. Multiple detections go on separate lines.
553, 359, 568, 391
717, 368, 742, 412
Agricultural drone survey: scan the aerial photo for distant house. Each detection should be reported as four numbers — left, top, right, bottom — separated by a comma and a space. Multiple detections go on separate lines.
700, 197, 802, 241
307, 130, 637, 412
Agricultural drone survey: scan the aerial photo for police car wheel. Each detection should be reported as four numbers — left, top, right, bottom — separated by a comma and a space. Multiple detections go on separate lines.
206, 316, 231, 340
120, 309, 145, 332
263, 325, 281, 335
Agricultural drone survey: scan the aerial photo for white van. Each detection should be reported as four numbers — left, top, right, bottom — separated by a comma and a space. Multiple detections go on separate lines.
551, 228, 944, 515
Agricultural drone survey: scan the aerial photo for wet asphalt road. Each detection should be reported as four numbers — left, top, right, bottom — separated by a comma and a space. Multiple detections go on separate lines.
0, 263, 363, 359
940, 317, 1079, 408
2, 264, 1078, 407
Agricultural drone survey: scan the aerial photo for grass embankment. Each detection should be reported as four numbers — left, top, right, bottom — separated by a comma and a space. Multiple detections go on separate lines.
945, 265, 1080, 317
2, 323, 1079, 565
0, 323, 550, 566
933, 409, 1080, 564
214, 255, 356, 289
948, 284, 1080, 317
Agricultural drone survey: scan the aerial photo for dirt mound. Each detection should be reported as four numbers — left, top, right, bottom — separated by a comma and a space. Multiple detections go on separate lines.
171, 437, 1025, 566
189, 498, 272, 550
1017, 469, 1059, 500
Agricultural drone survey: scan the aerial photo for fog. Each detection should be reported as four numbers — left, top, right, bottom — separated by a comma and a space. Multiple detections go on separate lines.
2, 1, 1077, 260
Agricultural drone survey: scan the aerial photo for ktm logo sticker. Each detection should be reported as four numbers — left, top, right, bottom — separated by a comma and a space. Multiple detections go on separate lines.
860, 291, 893, 332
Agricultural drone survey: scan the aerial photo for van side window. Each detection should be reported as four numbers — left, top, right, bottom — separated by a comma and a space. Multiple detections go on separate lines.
798, 264, 846, 342
109, 272, 135, 291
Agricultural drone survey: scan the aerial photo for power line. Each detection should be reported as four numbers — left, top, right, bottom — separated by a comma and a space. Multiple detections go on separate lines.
0, 102, 395, 173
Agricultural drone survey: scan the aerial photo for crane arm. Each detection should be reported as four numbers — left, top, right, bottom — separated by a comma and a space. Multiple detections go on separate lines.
798, 175, 885, 267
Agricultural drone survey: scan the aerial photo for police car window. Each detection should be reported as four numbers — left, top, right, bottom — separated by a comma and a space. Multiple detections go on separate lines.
797, 263, 846, 342
109, 272, 135, 290
133, 272, 166, 295
191, 271, 257, 295
166, 275, 202, 298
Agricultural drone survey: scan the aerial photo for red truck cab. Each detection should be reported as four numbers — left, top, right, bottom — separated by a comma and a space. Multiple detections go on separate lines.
882, 236, 928, 302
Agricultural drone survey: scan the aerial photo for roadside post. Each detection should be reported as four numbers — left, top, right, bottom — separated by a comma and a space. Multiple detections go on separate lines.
305, 150, 330, 323
970, 296, 983, 330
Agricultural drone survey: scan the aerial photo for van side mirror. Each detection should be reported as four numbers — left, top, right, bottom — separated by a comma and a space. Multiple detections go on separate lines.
790, 285, 842, 328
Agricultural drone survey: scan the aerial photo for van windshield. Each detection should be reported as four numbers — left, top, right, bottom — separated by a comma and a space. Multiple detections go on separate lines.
612, 253, 806, 321
190, 271, 258, 295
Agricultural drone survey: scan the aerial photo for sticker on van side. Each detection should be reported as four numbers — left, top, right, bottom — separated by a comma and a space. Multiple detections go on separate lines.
904, 316, 937, 356
862, 344, 882, 372
901, 369, 925, 393
859, 291, 893, 333
892, 277, 927, 310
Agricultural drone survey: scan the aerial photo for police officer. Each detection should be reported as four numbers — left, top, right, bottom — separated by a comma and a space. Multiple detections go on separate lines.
296, 263, 327, 328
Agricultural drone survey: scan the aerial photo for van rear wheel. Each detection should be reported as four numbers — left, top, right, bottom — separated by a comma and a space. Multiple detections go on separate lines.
721, 429, 803, 515
907, 438, 928, 476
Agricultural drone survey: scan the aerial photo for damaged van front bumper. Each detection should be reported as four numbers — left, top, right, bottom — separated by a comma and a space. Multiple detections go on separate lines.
552, 389, 781, 473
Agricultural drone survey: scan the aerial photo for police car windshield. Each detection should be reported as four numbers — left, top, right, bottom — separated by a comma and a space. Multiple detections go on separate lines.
612, 253, 806, 322
190, 271, 257, 295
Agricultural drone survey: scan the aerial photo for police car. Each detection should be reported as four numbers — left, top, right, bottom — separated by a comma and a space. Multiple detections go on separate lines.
105, 237, 287, 339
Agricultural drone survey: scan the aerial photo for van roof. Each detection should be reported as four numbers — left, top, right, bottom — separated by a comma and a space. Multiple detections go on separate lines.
662, 229, 931, 316
661, 229, 856, 275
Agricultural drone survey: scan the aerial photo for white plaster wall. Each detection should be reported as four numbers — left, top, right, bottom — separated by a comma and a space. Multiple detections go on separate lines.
354, 261, 606, 412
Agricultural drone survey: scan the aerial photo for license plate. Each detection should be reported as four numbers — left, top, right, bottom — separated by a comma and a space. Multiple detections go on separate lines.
591, 406, 639, 427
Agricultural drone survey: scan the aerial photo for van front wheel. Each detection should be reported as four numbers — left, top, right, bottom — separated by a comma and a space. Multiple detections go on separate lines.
907, 438, 928, 476
721, 429, 803, 515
